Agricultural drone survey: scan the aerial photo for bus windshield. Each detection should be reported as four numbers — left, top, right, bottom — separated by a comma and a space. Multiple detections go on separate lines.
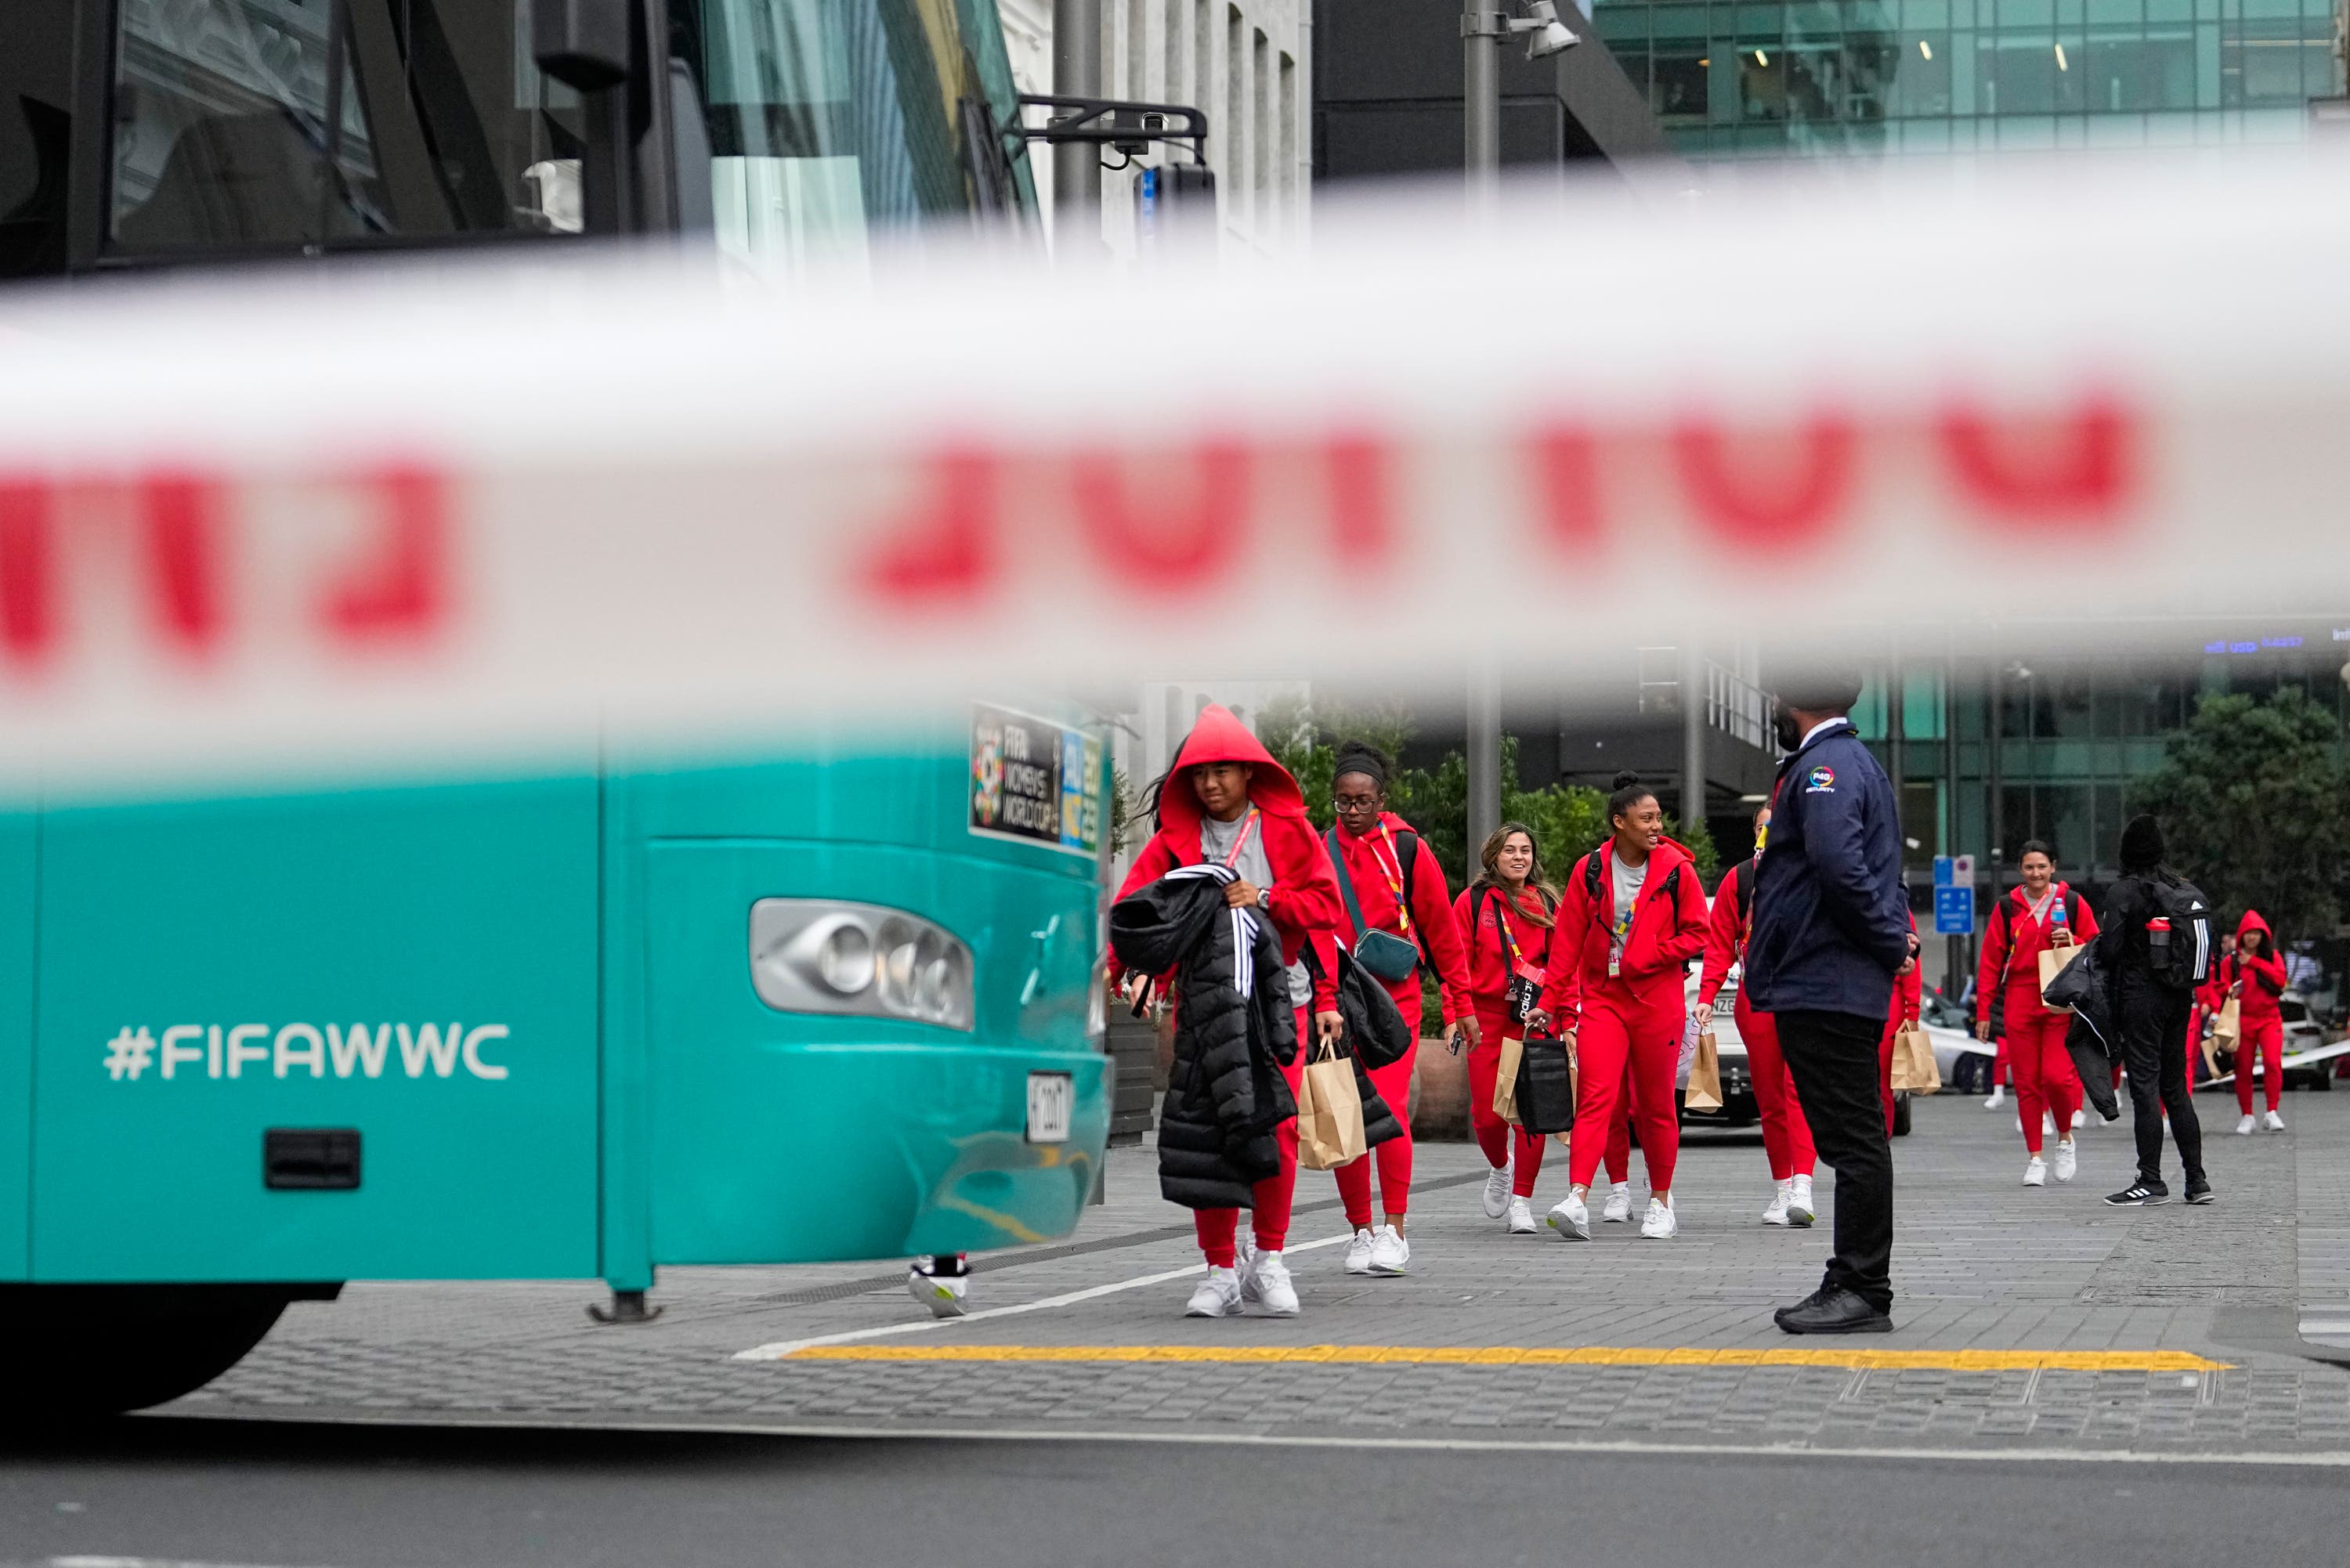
103, 0, 1032, 263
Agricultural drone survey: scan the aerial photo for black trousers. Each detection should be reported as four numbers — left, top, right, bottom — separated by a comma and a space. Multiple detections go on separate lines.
1776, 1009, 1894, 1313
2120, 985, 2204, 1187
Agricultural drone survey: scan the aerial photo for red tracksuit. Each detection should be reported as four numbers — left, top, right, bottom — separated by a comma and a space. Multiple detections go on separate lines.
1553, 838, 1711, 1194
2228, 910, 2288, 1115
1878, 910, 1922, 1137
1455, 881, 1558, 1198
1114, 705, 1343, 1267
1697, 858, 1813, 1182
1977, 882, 2099, 1155
1327, 811, 1475, 1225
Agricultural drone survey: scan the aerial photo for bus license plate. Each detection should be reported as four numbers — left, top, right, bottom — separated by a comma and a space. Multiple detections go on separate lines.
1026, 1071, 1073, 1143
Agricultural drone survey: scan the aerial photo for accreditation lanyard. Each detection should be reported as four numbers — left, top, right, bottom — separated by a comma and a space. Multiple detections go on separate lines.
1368, 825, 1412, 936
1217, 809, 1260, 869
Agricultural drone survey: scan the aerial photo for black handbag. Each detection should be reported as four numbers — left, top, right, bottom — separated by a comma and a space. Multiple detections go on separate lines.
1513, 1033, 1578, 1134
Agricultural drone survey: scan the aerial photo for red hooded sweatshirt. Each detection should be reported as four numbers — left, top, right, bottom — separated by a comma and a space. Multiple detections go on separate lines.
2225, 910, 2288, 1025
1329, 809, 1475, 1025
1548, 836, 1710, 1034
1115, 704, 1344, 1011
1976, 879, 2099, 1025
1453, 880, 1560, 1034
1696, 856, 1754, 1013
1890, 907, 1922, 1026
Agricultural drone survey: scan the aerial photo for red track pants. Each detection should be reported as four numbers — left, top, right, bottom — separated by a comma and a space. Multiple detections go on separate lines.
2236, 1017, 2284, 1114
1567, 984, 1683, 1194
1335, 1039, 1418, 1224
2006, 999, 2080, 1155
1878, 1014, 1900, 1138
1740, 999, 1815, 1180
1466, 1023, 1549, 1198
1195, 1004, 1308, 1266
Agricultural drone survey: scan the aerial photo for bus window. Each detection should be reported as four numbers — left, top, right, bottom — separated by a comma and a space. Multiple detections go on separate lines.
671, 0, 1035, 278
107, 0, 587, 257
0, 2, 72, 276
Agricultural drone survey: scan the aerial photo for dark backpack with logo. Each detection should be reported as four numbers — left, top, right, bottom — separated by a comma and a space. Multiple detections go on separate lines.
1580, 847, 1683, 919
2142, 874, 2217, 992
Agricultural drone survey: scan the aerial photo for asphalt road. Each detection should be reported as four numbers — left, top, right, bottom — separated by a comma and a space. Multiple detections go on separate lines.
2, 1418, 2343, 1568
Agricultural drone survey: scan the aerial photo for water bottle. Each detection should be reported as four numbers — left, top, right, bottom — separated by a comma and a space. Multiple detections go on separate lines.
2051, 896, 2068, 942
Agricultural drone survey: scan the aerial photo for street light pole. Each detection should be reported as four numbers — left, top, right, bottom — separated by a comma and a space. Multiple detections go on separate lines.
1053, 0, 1100, 244
1464, 0, 1502, 859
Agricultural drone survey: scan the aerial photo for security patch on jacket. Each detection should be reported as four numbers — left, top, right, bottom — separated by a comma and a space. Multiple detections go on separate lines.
1806, 764, 1836, 793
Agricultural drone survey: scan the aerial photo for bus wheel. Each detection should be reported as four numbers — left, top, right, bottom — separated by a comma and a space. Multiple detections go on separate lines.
0, 1284, 295, 1420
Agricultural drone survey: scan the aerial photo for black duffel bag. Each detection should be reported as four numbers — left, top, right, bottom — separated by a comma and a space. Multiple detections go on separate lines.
1513, 1033, 1578, 1135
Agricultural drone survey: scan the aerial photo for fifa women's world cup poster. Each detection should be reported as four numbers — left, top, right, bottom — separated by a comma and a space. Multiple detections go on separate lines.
971, 703, 1102, 857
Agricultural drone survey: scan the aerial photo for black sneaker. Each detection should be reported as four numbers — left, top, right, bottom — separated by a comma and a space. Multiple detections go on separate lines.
2184, 1180, 2214, 1205
1774, 1286, 1893, 1335
2104, 1180, 2171, 1207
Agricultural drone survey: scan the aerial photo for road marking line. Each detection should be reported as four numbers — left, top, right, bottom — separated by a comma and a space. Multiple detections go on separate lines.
51, 1558, 337, 1568
775, 1344, 2232, 1373
732, 1232, 1354, 1361
146, 1408, 2350, 1468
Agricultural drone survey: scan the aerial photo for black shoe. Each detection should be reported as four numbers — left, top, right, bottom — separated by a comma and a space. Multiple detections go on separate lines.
1775, 1286, 1893, 1335
2184, 1180, 2214, 1205
2104, 1180, 2171, 1206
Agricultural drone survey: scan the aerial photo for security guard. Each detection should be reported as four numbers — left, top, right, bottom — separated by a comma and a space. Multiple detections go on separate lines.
1744, 670, 1916, 1335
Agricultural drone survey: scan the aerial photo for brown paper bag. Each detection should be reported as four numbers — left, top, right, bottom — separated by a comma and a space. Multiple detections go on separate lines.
1684, 1029, 1723, 1111
2214, 995, 2240, 1047
1891, 1024, 1940, 1094
2038, 943, 2085, 1013
1296, 1039, 1366, 1171
1494, 1033, 1525, 1126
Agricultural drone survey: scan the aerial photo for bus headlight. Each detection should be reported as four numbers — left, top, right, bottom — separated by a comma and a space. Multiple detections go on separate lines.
750, 899, 974, 1031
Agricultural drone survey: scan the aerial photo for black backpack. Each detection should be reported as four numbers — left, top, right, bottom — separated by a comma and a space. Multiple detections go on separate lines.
2142, 874, 2217, 992
1581, 847, 1683, 917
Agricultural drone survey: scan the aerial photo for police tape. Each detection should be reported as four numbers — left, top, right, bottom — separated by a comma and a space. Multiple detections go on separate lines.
0, 149, 2345, 782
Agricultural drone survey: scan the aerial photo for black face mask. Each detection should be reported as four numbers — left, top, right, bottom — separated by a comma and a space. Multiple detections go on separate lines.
1771, 703, 1803, 753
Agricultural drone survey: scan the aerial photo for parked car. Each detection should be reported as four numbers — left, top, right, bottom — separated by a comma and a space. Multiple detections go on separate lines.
2208, 990, 2347, 1093
1923, 987, 1994, 1095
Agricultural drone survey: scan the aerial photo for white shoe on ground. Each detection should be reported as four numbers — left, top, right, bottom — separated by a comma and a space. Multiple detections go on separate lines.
1368, 1225, 1411, 1276
1762, 1180, 1793, 1227
1241, 1249, 1300, 1316
1788, 1174, 1816, 1227
2236, 1114, 2257, 1136
1549, 1192, 1592, 1241
2023, 1156, 2048, 1187
1640, 1195, 1679, 1239
1343, 1227, 1377, 1275
1482, 1162, 1512, 1219
1602, 1182, 1635, 1223
2265, 1110, 2287, 1132
2070, 1108, 2086, 1129
908, 1266, 968, 1319
1983, 1086, 2006, 1110
2054, 1139, 2077, 1183
1506, 1196, 1538, 1234
1186, 1267, 1242, 1317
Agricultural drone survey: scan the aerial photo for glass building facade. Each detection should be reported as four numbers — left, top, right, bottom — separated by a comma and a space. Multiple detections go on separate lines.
1593, 0, 2344, 158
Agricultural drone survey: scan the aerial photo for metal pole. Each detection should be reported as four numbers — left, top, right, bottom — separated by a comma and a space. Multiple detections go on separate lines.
1681, 640, 1705, 844
1944, 632, 1963, 999
1053, 0, 1100, 244
1469, 661, 1502, 866
1464, 0, 1502, 200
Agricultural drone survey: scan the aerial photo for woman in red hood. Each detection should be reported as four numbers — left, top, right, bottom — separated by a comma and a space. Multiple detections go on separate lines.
1545, 773, 1712, 1242
1323, 743, 1476, 1277
1974, 840, 2097, 1187
1114, 704, 1345, 1319
2226, 910, 2290, 1131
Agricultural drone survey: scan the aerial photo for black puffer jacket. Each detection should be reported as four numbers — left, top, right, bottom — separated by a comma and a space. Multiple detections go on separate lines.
1111, 865, 1299, 1210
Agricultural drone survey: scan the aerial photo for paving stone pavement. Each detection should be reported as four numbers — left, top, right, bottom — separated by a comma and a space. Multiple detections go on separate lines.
164, 1086, 2350, 1453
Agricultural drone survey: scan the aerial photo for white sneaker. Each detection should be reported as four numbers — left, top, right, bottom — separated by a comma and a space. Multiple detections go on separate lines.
1185, 1267, 1242, 1317
1343, 1227, 1377, 1275
1548, 1192, 1592, 1241
1506, 1196, 1538, 1234
1602, 1182, 1634, 1223
2236, 1114, 2257, 1136
1983, 1086, 2006, 1110
907, 1265, 968, 1319
2054, 1139, 2077, 1183
1762, 1180, 1794, 1227
1640, 1195, 1679, 1239
1788, 1175, 1816, 1228
1240, 1249, 1300, 1316
2023, 1156, 2048, 1187
1482, 1162, 1512, 1219
2070, 1108, 2086, 1129
1368, 1224, 1411, 1276
2265, 1110, 2287, 1132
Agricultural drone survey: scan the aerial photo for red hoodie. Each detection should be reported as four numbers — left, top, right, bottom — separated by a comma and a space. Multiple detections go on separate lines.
1548, 836, 1710, 1033
1114, 704, 1344, 1010
2225, 909, 2288, 1025
1890, 908, 1922, 1026
1976, 880, 2100, 1024
1696, 856, 1754, 1013
1329, 809, 1475, 1025
1453, 880, 1560, 1032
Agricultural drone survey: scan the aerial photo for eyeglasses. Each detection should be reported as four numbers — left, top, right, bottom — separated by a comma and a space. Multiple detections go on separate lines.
1332, 796, 1382, 813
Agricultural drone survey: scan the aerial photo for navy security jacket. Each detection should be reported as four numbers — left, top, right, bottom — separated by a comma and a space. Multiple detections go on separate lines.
1745, 719, 1912, 1019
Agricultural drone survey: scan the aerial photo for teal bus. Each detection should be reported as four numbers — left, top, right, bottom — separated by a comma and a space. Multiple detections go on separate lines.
0, 0, 1112, 1416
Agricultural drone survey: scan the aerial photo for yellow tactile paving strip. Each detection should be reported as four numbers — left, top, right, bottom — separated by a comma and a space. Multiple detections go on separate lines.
784, 1344, 2232, 1372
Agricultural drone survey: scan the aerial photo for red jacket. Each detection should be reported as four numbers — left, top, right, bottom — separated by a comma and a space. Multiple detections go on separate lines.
1696, 856, 1754, 1013
1549, 836, 1710, 1032
2225, 909, 2288, 1025
1976, 881, 2100, 1027
1889, 909, 1922, 1026
1453, 881, 1559, 1031
1329, 810, 1474, 1024
1114, 703, 1343, 1010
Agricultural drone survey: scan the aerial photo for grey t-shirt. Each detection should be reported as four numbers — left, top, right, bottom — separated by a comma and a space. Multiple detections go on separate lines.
1200, 810, 1311, 1007
1608, 846, 1648, 966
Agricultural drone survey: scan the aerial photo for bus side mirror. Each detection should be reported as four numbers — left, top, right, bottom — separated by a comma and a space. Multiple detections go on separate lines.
533, 0, 631, 91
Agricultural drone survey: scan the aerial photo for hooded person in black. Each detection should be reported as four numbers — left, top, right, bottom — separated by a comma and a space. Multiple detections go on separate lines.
2094, 815, 2211, 1206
